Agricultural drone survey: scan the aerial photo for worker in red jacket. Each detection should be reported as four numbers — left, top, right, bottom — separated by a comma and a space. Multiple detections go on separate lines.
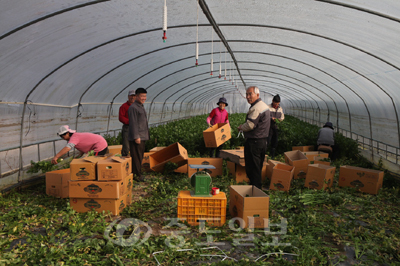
207, 97, 229, 158
119, 90, 136, 156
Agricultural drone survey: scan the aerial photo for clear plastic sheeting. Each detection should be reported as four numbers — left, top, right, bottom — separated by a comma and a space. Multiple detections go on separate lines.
0, 0, 400, 179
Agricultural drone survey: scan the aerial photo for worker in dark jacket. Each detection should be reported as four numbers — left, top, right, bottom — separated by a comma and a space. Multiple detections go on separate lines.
119, 90, 136, 156
267, 94, 284, 159
128, 88, 149, 182
238, 86, 270, 189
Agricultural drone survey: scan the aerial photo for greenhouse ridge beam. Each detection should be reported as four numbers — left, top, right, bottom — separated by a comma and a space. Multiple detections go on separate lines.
198, 0, 246, 88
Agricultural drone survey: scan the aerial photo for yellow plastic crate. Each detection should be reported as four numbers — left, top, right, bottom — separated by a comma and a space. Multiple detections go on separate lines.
177, 190, 227, 227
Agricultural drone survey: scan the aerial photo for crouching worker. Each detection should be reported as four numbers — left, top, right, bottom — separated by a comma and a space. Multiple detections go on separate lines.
317, 122, 337, 160
51, 125, 109, 164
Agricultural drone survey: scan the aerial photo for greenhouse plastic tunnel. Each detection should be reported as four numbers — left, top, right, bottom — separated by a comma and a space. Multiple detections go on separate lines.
1, 0, 400, 189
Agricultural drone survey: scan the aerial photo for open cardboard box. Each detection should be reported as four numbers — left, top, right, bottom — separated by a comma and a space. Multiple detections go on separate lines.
70, 156, 107, 181
180, 158, 223, 177
284, 150, 309, 179
292, 145, 314, 152
305, 164, 335, 190
203, 123, 231, 148
339, 165, 384, 195
108, 145, 123, 155
97, 156, 132, 181
142, 152, 155, 172
46, 168, 71, 198
266, 160, 288, 179
227, 161, 268, 183
313, 156, 331, 166
302, 151, 329, 164
150, 142, 188, 172
69, 174, 133, 199
269, 164, 294, 191
229, 185, 269, 228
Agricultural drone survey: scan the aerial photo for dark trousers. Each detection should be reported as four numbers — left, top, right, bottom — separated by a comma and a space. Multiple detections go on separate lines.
129, 141, 146, 178
268, 126, 279, 149
244, 138, 267, 189
209, 145, 223, 158
121, 124, 130, 156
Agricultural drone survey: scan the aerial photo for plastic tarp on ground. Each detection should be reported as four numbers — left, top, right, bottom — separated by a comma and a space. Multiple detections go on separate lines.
1, 0, 400, 178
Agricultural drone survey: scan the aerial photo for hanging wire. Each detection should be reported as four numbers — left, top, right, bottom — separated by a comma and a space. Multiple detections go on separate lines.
224, 51, 227, 80
195, 0, 199, 66
229, 61, 231, 82
210, 27, 213, 75
162, 0, 167, 42
218, 41, 222, 79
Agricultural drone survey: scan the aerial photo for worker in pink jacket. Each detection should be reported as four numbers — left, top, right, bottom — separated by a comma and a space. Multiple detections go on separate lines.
207, 97, 230, 158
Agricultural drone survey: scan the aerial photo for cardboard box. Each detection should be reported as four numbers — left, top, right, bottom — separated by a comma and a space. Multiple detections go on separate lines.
220, 150, 245, 165
339, 166, 384, 195
149, 146, 166, 152
284, 150, 309, 179
292, 145, 314, 152
97, 156, 132, 181
269, 164, 294, 191
220, 150, 267, 165
108, 145, 123, 155
305, 164, 335, 190
302, 151, 329, 164
185, 158, 223, 177
314, 156, 331, 166
227, 161, 268, 183
69, 174, 133, 198
46, 169, 71, 198
203, 123, 231, 148
150, 142, 188, 172
69, 191, 132, 215
70, 156, 107, 181
142, 152, 155, 172
236, 146, 244, 150
229, 185, 270, 228
266, 160, 287, 179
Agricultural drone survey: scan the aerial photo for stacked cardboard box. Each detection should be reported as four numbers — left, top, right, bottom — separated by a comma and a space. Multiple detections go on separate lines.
339, 165, 384, 195
305, 164, 335, 190
69, 155, 133, 215
269, 164, 294, 191
284, 150, 309, 179
229, 185, 270, 228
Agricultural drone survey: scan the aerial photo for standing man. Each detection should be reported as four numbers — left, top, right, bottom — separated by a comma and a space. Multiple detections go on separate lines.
128, 88, 149, 182
238, 86, 270, 189
119, 90, 136, 156
268, 94, 284, 159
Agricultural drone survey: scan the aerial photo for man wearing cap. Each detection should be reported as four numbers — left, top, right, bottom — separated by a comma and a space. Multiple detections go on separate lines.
119, 90, 136, 156
238, 86, 270, 189
267, 94, 285, 159
128, 88, 149, 182
51, 125, 108, 164
206, 97, 230, 157
317, 122, 336, 159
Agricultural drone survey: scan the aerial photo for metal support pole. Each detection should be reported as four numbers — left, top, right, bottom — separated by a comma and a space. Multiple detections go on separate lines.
37, 144, 40, 161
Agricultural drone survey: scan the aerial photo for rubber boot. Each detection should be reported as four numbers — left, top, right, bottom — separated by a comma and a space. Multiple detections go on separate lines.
270, 148, 276, 160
